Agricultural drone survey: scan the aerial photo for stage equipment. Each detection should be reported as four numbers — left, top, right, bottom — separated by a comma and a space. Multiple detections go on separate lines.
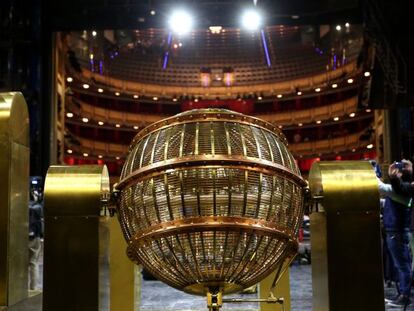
308, 161, 384, 311
116, 108, 306, 310
0, 92, 29, 307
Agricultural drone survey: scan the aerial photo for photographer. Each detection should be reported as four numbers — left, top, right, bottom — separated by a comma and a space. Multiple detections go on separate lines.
383, 160, 413, 306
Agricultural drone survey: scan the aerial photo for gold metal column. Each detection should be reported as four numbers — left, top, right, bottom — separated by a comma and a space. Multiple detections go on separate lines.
0, 92, 30, 307
43, 165, 110, 311
259, 268, 291, 311
308, 161, 384, 311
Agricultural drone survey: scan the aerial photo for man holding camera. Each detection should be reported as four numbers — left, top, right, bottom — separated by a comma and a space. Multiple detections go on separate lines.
384, 159, 414, 306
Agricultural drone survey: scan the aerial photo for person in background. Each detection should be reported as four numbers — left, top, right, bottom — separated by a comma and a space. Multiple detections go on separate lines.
29, 189, 43, 291
383, 159, 413, 307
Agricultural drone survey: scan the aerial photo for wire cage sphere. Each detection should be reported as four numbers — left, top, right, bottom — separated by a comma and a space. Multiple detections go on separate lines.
116, 109, 306, 296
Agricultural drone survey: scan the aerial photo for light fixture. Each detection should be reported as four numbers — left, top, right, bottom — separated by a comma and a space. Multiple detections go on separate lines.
67, 149, 73, 154
366, 109, 372, 113
133, 126, 139, 130
241, 9, 262, 31
297, 91, 302, 96
349, 112, 356, 118
278, 125, 283, 129
150, 10, 156, 16
178, 42, 183, 47
98, 121, 104, 126
66, 112, 74, 118
333, 117, 339, 121
316, 120, 322, 124
331, 83, 338, 88
367, 144, 374, 149
347, 78, 354, 84
66, 77, 73, 83
298, 123, 303, 127
98, 155, 103, 159
168, 10, 194, 35
116, 156, 120, 160
209, 26, 223, 34
82, 84, 90, 89
352, 148, 356, 152
257, 96, 262, 100
153, 96, 158, 101
115, 124, 121, 128
364, 71, 371, 77
89, 53, 94, 60
315, 88, 321, 92
92, 30, 97, 37
133, 94, 139, 99
173, 43, 178, 49
98, 88, 104, 93
194, 98, 199, 102
345, 22, 350, 27
172, 97, 178, 102
82, 117, 89, 123
83, 153, 89, 157
115, 92, 120, 96
336, 25, 341, 31
277, 94, 283, 98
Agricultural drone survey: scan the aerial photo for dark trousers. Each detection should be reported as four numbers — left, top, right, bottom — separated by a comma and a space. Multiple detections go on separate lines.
386, 231, 412, 296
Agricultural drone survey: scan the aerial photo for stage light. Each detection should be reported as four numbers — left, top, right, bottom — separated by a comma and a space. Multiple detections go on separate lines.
366, 109, 371, 112
83, 153, 89, 157
153, 96, 158, 101
345, 22, 350, 27
115, 124, 121, 128
150, 10, 156, 16
133, 94, 139, 99
333, 117, 339, 121
278, 125, 283, 129
98, 121, 104, 126
133, 126, 139, 130
352, 148, 356, 152
316, 120, 322, 124
115, 92, 120, 96
98, 155, 103, 159
66, 112, 74, 118
82, 117, 89, 123
298, 123, 303, 127
336, 25, 341, 31
347, 78, 354, 84
82, 84, 90, 89
241, 9, 262, 31
349, 112, 356, 118
277, 94, 283, 98
92, 31, 97, 37
297, 91, 302, 96
116, 156, 120, 160
315, 88, 321, 92
364, 71, 371, 77
209, 26, 222, 34
367, 144, 374, 149
194, 98, 199, 102
331, 83, 338, 88
98, 88, 104, 93
172, 97, 178, 102
257, 95, 262, 100
169, 10, 194, 35
67, 149, 73, 154
66, 77, 73, 83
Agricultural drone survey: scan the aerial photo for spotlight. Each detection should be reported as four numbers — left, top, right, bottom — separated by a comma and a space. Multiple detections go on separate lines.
367, 144, 374, 149
66, 77, 73, 83
66, 112, 74, 118
345, 22, 350, 27
278, 125, 283, 129
98, 88, 104, 93
82, 84, 90, 89
347, 78, 354, 84
352, 148, 356, 152
168, 10, 194, 35
172, 97, 178, 102
366, 109, 372, 113
98, 121, 104, 126
133, 94, 139, 99
257, 95, 263, 100
298, 123, 303, 127
349, 112, 356, 118
336, 25, 341, 31
316, 120, 322, 124
153, 96, 158, 101
82, 117, 89, 123
115, 92, 120, 96
116, 156, 120, 160
98, 155, 103, 159
333, 117, 339, 121
315, 88, 321, 92
277, 94, 283, 98
67, 149, 73, 154
241, 9, 262, 31
364, 71, 371, 77
331, 83, 338, 88
133, 126, 139, 130
297, 91, 302, 96
150, 10, 156, 16
115, 124, 121, 128
92, 31, 97, 37
83, 153, 89, 157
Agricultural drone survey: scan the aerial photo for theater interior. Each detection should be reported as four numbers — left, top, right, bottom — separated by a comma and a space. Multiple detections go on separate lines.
1, 0, 414, 310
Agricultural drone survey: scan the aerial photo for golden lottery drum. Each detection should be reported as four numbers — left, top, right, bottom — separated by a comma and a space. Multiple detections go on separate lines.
116, 109, 306, 296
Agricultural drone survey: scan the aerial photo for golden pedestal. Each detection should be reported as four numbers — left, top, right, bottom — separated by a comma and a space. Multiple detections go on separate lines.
309, 161, 384, 311
0, 92, 29, 307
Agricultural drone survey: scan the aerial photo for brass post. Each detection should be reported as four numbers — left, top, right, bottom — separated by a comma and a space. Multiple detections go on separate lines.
0, 92, 30, 307
308, 161, 384, 311
43, 165, 110, 311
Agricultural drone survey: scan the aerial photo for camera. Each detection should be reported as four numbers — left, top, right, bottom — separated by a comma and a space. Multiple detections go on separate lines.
395, 162, 404, 170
